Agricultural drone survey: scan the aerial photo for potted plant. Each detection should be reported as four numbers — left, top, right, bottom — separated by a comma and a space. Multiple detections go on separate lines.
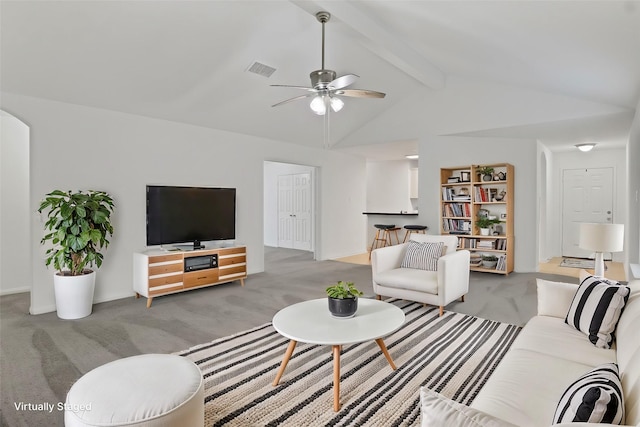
478, 166, 494, 182
326, 280, 363, 318
475, 217, 500, 236
481, 254, 498, 269
38, 190, 115, 319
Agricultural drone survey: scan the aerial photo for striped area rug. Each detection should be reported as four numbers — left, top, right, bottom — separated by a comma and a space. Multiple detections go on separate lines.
177, 300, 521, 426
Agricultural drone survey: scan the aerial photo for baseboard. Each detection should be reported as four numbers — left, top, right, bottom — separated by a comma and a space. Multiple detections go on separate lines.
30, 303, 57, 315
0, 286, 30, 296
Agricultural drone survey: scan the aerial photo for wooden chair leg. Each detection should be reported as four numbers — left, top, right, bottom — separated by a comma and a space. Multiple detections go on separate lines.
376, 294, 382, 301
439, 306, 444, 316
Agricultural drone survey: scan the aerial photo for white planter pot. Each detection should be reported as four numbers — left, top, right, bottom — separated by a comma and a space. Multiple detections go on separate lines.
480, 228, 490, 236
53, 270, 96, 319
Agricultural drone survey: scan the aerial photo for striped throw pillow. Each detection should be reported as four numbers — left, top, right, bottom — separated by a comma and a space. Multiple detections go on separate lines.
565, 275, 629, 349
400, 241, 444, 271
553, 363, 625, 424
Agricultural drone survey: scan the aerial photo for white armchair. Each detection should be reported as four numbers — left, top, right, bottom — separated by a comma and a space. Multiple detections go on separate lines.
371, 234, 470, 316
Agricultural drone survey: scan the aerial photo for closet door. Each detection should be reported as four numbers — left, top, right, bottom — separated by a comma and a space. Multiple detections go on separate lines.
277, 173, 312, 250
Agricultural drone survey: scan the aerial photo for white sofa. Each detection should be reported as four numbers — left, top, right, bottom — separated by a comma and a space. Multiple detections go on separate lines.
371, 234, 470, 316
421, 274, 640, 427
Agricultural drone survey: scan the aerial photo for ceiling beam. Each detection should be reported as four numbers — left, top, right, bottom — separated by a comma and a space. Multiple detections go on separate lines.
292, 0, 445, 90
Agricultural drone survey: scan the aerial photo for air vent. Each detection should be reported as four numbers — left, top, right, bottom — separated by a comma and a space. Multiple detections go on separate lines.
246, 61, 276, 78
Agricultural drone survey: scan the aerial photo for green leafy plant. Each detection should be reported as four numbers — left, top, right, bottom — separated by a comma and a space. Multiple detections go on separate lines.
475, 217, 500, 228
39, 190, 115, 276
478, 166, 494, 176
482, 254, 498, 261
326, 281, 363, 299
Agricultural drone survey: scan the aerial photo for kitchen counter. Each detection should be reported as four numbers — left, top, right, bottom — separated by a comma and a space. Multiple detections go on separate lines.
364, 212, 427, 246
363, 212, 418, 216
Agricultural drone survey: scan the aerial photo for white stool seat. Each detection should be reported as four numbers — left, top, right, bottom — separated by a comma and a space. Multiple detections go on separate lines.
65, 354, 204, 427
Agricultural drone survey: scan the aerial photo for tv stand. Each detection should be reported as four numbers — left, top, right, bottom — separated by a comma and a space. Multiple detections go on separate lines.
133, 246, 247, 308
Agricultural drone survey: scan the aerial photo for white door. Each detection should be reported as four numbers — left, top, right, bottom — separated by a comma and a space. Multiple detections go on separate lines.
278, 173, 312, 250
277, 175, 294, 248
292, 173, 312, 250
562, 168, 614, 258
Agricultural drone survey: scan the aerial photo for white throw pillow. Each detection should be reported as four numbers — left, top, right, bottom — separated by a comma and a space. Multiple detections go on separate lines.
565, 275, 630, 348
552, 363, 625, 424
537, 278, 579, 318
420, 387, 517, 427
401, 241, 444, 271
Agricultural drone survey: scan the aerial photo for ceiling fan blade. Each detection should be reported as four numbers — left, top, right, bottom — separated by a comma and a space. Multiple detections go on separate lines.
328, 74, 359, 90
270, 84, 316, 92
272, 93, 315, 108
335, 89, 386, 99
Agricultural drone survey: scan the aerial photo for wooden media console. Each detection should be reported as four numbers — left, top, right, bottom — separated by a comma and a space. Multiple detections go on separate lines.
133, 246, 247, 307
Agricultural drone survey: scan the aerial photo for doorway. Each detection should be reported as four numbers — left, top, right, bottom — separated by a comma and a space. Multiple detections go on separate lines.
561, 167, 614, 258
264, 161, 316, 255
0, 111, 32, 301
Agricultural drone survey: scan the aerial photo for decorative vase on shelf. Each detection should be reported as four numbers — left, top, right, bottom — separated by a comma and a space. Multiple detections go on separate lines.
482, 174, 492, 182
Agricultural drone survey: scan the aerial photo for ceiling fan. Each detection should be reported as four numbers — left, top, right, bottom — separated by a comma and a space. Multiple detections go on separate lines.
271, 11, 386, 115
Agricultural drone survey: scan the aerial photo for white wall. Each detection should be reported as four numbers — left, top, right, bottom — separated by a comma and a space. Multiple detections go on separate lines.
2, 93, 367, 315
0, 111, 31, 295
418, 136, 538, 272
366, 159, 416, 213
263, 161, 315, 249
536, 143, 554, 262
548, 147, 627, 262
628, 100, 640, 278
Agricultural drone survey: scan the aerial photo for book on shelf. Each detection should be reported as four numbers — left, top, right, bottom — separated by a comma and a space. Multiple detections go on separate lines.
496, 254, 507, 271
442, 202, 471, 217
470, 253, 482, 267
442, 219, 471, 233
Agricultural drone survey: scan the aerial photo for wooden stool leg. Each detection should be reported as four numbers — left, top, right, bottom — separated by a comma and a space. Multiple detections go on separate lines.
403, 230, 410, 243
369, 229, 380, 259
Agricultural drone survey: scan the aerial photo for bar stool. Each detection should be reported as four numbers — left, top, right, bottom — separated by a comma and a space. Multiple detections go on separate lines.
369, 224, 401, 259
403, 225, 429, 242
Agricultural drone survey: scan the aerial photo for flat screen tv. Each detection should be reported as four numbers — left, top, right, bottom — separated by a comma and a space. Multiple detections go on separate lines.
146, 185, 236, 249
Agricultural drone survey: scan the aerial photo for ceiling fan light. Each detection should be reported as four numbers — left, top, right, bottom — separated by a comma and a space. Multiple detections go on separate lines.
330, 97, 344, 112
310, 96, 326, 115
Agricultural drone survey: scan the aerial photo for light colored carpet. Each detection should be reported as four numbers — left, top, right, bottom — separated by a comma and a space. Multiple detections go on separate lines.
178, 299, 521, 426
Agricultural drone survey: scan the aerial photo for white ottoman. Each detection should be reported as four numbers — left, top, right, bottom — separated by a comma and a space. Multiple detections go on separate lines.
65, 354, 204, 427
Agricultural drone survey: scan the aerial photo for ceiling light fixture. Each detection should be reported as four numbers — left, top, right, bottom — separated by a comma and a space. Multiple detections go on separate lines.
405, 154, 419, 159
271, 11, 385, 115
575, 143, 596, 152
309, 95, 343, 116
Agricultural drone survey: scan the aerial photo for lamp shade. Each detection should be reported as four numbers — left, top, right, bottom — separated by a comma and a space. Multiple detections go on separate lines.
579, 223, 624, 252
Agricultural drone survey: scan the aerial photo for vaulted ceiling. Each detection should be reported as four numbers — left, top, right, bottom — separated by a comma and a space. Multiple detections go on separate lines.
2, 1, 639, 159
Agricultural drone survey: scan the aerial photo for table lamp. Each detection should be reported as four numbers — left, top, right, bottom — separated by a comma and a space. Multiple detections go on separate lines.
579, 223, 624, 277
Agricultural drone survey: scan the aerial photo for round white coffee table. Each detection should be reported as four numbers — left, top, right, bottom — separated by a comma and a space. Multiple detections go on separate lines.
271, 298, 405, 411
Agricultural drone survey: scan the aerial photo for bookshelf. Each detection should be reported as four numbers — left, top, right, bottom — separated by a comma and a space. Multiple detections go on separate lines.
440, 164, 514, 274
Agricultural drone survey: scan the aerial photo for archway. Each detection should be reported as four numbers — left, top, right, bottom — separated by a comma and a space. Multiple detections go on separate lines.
0, 111, 32, 308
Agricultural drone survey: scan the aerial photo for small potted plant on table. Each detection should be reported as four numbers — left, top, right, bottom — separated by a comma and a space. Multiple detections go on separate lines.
326, 280, 363, 318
